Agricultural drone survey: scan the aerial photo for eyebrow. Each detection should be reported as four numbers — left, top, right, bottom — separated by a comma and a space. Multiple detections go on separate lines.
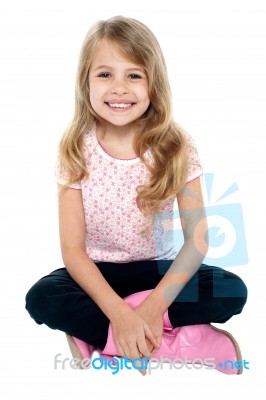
94, 65, 145, 72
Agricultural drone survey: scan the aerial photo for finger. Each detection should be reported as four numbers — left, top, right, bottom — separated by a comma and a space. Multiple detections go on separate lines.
137, 354, 147, 376
137, 335, 152, 358
116, 342, 126, 358
144, 324, 160, 348
150, 335, 162, 356
118, 341, 131, 361
128, 341, 147, 375
150, 346, 158, 357
156, 334, 162, 347
139, 342, 152, 358
138, 367, 147, 376
130, 341, 143, 361
119, 343, 147, 375
146, 338, 154, 352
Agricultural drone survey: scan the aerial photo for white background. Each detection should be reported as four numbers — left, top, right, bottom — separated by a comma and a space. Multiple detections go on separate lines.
0, 0, 265, 398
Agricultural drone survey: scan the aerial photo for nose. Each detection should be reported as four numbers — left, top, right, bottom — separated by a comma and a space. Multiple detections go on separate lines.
110, 77, 129, 95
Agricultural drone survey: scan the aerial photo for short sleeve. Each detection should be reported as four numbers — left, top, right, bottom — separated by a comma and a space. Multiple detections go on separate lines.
185, 131, 203, 182
54, 152, 82, 190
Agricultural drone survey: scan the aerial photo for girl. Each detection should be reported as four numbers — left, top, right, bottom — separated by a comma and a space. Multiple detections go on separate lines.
25, 16, 247, 375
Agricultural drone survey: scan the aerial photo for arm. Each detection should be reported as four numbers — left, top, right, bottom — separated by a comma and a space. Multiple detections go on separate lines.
134, 177, 208, 341
58, 186, 159, 365
148, 176, 208, 313
58, 185, 127, 321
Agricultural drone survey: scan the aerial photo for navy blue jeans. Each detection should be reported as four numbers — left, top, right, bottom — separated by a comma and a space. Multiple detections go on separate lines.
25, 261, 247, 349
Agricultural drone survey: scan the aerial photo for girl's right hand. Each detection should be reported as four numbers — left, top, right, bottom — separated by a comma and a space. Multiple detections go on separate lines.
109, 305, 160, 375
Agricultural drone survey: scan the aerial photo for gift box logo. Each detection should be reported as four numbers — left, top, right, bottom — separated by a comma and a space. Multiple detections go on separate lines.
154, 173, 248, 269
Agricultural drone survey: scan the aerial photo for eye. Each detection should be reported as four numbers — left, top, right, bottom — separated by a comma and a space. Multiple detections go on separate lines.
128, 74, 142, 79
98, 72, 111, 78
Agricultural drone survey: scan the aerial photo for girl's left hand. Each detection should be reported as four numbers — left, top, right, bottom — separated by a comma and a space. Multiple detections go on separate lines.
133, 301, 163, 358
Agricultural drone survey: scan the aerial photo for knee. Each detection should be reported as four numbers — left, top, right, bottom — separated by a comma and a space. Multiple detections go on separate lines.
213, 270, 248, 314
232, 276, 248, 311
221, 274, 248, 313
231, 274, 247, 301
25, 277, 53, 323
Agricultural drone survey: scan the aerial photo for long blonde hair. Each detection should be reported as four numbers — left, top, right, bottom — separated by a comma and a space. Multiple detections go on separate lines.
57, 16, 189, 232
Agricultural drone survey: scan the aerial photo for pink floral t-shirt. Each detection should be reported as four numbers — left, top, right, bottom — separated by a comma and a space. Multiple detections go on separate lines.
55, 124, 202, 263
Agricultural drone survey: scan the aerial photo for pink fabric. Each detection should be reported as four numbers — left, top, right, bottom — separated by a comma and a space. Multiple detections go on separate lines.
101, 290, 241, 375
55, 124, 202, 263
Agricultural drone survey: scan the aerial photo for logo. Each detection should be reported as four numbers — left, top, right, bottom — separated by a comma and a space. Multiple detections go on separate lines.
153, 173, 248, 284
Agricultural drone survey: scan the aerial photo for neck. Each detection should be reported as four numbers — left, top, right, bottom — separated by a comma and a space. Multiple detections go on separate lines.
96, 121, 136, 144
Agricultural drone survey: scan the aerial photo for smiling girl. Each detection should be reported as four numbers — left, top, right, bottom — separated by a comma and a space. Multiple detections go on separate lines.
25, 16, 247, 375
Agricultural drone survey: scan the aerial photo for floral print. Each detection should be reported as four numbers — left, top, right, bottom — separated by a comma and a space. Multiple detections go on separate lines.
55, 125, 202, 262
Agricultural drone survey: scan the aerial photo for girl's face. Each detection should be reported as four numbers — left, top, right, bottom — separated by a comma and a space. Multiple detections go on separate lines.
89, 40, 150, 130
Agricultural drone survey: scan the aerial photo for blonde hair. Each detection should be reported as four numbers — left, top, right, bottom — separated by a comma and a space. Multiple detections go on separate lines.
57, 15, 189, 233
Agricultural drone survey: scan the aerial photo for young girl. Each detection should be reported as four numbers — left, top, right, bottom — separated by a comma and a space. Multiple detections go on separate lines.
25, 16, 247, 375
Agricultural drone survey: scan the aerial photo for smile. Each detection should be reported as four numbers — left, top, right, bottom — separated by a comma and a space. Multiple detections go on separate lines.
108, 103, 133, 108
105, 102, 135, 113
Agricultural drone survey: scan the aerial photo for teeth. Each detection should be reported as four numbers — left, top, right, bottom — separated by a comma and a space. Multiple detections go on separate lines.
109, 103, 132, 108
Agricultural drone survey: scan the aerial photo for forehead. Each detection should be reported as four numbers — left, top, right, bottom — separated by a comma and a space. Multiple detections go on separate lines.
91, 39, 142, 69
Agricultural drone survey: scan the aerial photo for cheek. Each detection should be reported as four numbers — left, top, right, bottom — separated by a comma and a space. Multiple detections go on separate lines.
140, 91, 150, 109
138, 84, 149, 102
89, 80, 104, 100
